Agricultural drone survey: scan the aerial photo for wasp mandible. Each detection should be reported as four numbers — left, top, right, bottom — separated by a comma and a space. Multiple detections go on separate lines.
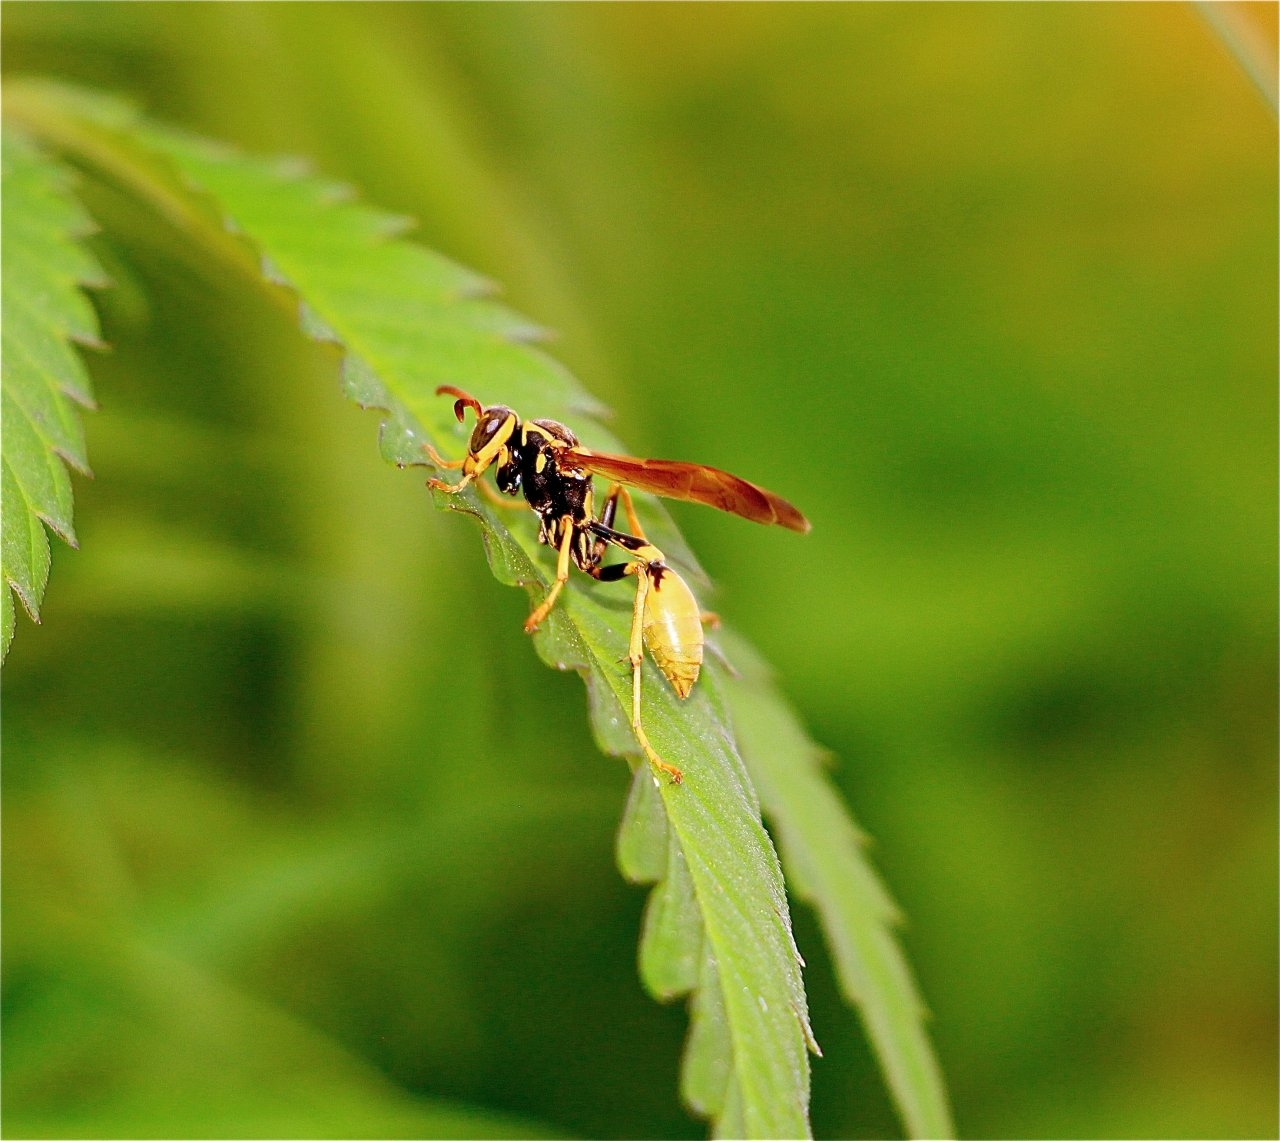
425, 385, 809, 784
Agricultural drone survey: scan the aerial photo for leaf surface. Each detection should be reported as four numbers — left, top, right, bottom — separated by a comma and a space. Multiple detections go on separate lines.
0, 131, 104, 659
5, 87, 813, 1137
155, 125, 816, 1139
7, 80, 954, 1138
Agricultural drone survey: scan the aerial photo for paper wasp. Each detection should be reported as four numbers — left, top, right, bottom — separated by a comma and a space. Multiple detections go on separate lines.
425, 385, 809, 784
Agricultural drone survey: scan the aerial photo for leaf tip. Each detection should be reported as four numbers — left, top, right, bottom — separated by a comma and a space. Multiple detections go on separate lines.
298, 300, 339, 344
36, 510, 78, 551
52, 445, 93, 480
793, 1001, 822, 1057
260, 253, 291, 287
6, 575, 43, 625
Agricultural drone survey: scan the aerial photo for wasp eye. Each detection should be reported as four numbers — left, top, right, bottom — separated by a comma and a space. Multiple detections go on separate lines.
469, 412, 508, 453
468, 407, 516, 453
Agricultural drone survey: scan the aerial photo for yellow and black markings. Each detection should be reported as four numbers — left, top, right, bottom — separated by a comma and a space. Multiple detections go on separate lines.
425, 385, 809, 784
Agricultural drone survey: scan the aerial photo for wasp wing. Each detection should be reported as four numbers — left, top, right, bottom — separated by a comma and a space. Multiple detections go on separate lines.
562, 447, 810, 532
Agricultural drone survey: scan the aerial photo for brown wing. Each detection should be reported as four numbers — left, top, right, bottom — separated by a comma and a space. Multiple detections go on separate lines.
562, 447, 810, 533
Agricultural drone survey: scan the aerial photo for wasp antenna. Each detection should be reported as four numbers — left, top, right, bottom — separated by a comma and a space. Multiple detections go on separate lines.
435, 385, 483, 422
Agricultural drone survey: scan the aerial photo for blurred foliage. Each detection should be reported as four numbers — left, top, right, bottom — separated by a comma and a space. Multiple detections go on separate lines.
2, 4, 1276, 1139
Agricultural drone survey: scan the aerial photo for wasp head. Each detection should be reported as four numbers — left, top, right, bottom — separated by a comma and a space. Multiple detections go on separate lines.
435, 386, 518, 479
468, 405, 518, 461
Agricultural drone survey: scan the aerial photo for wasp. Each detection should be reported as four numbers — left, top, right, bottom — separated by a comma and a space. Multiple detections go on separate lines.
425, 385, 809, 784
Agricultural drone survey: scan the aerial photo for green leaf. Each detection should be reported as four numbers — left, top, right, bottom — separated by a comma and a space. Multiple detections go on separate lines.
0, 131, 104, 660
155, 129, 814, 1141
8, 84, 814, 1137
8, 79, 956, 1138
720, 630, 956, 1139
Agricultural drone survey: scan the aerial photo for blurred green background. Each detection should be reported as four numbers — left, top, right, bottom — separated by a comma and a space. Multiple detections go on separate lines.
3, 4, 1276, 1138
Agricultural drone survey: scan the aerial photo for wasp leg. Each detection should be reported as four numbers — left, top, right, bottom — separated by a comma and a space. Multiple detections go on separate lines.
598, 485, 620, 530
589, 485, 620, 567
429, 473, 475, 493
598, 483, 646, 535
424, 443, 465, 470
615, 485, 646, 537
586, 519, 663, 563
589, 484, 648, 569
588, 494, 614, 568
625, 564, 684, 785
588, 527, 684, 785
524, 516, 576, 633
425, 444, 477, 493
477, 479, 527, 510
589, 561, 631, 583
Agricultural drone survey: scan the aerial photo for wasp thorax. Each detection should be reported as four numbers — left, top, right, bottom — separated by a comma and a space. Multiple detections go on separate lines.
528, 418, 578, 447
469, 407, 516, 454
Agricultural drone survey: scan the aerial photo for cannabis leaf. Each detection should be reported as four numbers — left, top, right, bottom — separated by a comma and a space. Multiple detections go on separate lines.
6, 85, 814, 1136
0, 131, 104, 660
5, 79, 954, 1138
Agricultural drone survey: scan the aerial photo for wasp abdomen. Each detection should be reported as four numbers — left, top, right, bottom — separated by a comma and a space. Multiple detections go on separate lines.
642, 564, 703, 699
